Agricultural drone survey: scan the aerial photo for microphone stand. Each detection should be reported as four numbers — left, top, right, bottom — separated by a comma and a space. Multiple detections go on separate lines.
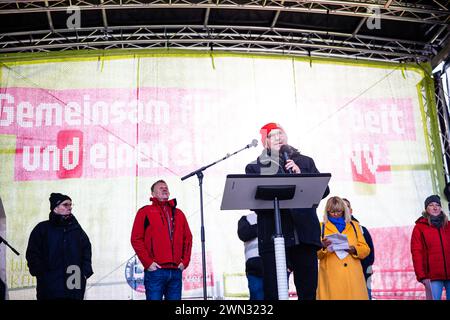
0, 235, 20, 256
181, 140, 258, 300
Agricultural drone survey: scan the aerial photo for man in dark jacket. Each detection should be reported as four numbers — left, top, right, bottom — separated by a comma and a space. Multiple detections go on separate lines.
26, 193, 93, 300
245, 122, 329, 300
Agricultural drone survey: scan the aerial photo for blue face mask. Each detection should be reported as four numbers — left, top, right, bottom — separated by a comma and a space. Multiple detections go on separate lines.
328, 216, 346, 233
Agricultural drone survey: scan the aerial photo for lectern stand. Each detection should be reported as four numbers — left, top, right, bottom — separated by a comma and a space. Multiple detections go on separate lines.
221, 173, 331, 300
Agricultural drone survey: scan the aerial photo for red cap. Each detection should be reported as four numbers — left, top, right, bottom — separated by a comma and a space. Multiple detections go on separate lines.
260, 122, 284, 146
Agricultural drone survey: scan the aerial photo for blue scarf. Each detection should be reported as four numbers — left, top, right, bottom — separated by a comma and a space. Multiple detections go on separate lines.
328, 216, 346, 233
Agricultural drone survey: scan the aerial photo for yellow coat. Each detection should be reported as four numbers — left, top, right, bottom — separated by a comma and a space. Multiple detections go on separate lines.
317, 220, 370, 300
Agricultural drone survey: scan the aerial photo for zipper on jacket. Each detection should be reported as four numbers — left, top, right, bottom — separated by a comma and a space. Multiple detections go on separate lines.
165, 212, 173, 241
438, 228, 448, 279
421, 231, 430, 276
161, 205, 176, 264
171, 209, 176, 265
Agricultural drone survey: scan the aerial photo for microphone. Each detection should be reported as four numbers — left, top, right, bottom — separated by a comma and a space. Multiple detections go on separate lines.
279, 144, 293, 174
182, 139, 259, 181
246, 139, 258, 149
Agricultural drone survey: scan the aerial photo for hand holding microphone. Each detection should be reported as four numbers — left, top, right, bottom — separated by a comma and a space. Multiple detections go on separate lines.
280, 144, 300, 174
284, 159, 300, 173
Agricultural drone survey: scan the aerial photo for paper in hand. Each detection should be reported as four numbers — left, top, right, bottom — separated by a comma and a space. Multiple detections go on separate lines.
326, 233, 349, 260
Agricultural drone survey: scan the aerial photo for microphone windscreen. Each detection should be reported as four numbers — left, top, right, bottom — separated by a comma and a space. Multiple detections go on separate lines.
279, 144, 293, 156
279, 145, 294, 173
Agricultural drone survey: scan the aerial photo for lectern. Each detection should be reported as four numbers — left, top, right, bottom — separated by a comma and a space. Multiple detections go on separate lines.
221, 173, 331, 299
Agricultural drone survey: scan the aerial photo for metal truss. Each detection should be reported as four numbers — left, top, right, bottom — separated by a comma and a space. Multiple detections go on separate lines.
0, 0, 448, 62
0, 25, 436, 62
434, 71, 450, 184
0, 0, 448, 25
420, 72, 448, 195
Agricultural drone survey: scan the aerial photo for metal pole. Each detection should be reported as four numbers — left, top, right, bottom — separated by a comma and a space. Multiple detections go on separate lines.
273, 197, 289, 300
197, 172, 207, 300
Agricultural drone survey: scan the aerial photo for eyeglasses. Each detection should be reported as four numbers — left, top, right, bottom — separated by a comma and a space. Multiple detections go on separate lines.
268, 131, 285, 140
60, 203, 74, 208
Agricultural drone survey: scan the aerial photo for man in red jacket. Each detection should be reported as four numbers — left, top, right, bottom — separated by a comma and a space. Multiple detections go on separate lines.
131, 180, 193, 300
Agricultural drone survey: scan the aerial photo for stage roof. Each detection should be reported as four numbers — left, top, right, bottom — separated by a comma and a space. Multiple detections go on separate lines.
0, 0, 449, 64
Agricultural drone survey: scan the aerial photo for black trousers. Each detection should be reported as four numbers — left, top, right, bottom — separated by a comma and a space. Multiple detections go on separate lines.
261, 243, 318, 300
0, 278, 5, 300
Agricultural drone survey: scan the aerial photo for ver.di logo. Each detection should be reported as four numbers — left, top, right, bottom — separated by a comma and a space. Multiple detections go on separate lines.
124, 256, 145, 293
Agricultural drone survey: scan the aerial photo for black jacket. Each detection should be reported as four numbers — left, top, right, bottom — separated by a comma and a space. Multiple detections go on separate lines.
245, 149, 330, 253
352, 217, 375, 279
26, 213, 93, 300
237, 215, 264, 277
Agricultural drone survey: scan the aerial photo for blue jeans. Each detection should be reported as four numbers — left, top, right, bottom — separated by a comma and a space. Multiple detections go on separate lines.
144, 268, 182, 300
366, 275, 373, 300
431, 280, 450, 300
247, 274, 264, 300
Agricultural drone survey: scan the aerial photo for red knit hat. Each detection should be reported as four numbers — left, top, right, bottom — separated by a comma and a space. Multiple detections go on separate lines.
260, 122, 284, 146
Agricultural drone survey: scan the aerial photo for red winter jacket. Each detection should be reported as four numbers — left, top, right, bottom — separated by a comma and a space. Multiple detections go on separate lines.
131, 198, 192, 270
411, 216, 450, 281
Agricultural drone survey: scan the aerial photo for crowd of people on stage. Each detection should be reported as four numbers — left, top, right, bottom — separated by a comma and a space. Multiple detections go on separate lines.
19, 122, 450, 300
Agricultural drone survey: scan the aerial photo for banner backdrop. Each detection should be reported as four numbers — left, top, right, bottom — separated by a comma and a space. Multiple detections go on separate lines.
0, 51, 445, 299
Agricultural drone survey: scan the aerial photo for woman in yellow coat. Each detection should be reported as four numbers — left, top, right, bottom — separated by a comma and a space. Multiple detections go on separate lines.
317, 196, 370, 300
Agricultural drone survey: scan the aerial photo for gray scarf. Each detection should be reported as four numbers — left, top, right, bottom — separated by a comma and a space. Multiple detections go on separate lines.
430, 214, 444, 228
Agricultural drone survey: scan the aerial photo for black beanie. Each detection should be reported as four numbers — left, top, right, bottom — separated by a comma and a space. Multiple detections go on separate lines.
49, 193, 72, 211
424, 195, 441, 209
